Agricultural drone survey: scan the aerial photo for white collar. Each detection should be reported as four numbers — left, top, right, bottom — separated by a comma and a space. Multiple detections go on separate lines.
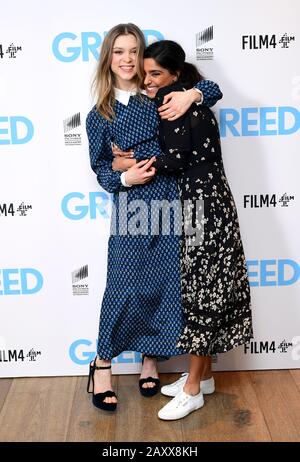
114, 87, 137, 106
114, 88, 148, 106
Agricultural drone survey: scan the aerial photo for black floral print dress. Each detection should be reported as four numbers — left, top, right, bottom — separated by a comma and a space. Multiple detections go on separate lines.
153, 83, 253, 356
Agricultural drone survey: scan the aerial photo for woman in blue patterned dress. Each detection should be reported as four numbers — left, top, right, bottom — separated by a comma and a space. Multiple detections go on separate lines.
86, 24, 222, 411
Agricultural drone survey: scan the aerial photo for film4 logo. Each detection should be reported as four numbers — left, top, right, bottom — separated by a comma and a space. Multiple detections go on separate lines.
243, 193, 295, 208
242, 33, 295, 50
0, 43, 22, 59
0, 202, 33, 217
27, 348, 41, 361
244, 339, 294, 354
0, 348, 41, 362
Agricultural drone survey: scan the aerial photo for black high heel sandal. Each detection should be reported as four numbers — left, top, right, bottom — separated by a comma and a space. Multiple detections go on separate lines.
87, 357, 117, 411
139, 354, 160, 397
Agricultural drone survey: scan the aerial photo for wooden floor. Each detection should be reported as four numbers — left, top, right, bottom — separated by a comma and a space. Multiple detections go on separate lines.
0, 370, 300, 442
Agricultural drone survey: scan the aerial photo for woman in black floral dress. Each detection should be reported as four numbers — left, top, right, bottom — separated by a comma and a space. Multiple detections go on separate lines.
114, 40, 253, 420
143, 41, 253, 420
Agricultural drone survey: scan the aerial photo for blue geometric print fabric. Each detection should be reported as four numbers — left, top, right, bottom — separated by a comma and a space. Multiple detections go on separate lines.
199, 79, 223, 107
86, 81, 222, 359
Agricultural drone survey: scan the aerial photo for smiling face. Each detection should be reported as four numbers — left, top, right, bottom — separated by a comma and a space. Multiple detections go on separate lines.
111, 34, 138, 90
143, 58, 177, 98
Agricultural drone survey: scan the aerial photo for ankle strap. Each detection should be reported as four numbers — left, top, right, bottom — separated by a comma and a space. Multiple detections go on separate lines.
94, 364, 111, 370
93, 355, 112, 370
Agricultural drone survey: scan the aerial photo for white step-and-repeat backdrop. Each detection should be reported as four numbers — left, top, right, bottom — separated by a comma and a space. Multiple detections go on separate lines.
1, 0, 299, 377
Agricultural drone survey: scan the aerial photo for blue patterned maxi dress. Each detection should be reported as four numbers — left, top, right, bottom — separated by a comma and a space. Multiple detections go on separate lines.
86, 81, 222, 360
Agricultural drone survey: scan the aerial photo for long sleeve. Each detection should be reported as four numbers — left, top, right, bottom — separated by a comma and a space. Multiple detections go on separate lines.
86, 109, 123, 194
194, 80, 223, 107
153, 111, 191, 174
153, 81, 222, 173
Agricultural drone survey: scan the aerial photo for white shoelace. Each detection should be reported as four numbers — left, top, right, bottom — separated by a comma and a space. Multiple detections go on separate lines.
174, 392, 191, 408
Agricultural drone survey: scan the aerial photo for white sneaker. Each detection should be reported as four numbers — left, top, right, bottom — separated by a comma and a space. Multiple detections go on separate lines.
158, 390, 204, 420
161, 373, 215, 397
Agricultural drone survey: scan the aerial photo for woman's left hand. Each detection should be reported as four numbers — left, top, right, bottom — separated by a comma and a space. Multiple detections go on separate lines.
158, 88, 202, 121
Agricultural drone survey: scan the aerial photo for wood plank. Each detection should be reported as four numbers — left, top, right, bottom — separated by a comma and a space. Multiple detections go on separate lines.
1, 370, 299, 442
66, 375, 118, 442
0, 379, 12, 413
250, 370, 300, 442
290, 369, 300, 392
181, 371, 272, 442
0, 377, 77, 442
114, 374, 183, 442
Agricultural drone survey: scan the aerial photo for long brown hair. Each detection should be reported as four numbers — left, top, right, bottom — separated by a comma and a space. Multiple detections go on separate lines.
93, 23, 146, 120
